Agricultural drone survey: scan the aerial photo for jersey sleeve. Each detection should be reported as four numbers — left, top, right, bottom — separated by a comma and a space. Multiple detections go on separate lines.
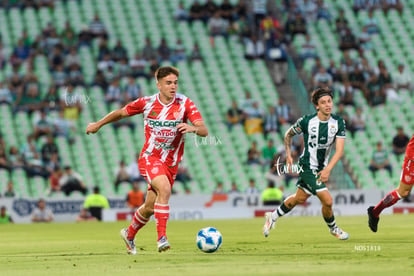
124, 97, 146, 116
337, 117, 346, 138
291, 116, 305, 135
185, 98, 203, 124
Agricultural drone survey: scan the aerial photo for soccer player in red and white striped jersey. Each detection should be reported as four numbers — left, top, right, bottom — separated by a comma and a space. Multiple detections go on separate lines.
86, 66, 208, 254
368, 134, 414, 232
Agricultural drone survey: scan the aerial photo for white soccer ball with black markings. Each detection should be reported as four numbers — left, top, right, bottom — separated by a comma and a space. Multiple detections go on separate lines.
196, 227, 223, 253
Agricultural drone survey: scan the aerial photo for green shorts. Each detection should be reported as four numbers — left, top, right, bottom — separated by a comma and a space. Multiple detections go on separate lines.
296, 169, 328, 195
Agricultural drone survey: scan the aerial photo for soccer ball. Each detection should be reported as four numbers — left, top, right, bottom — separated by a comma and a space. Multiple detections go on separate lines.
196, 227, 223, 253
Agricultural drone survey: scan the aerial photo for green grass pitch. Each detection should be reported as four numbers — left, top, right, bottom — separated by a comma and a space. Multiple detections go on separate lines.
1, 215, 414, 276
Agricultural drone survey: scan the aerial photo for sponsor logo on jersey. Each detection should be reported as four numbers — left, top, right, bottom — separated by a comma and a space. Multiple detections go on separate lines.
147, 119, 182, 127
311, 126, 317, 133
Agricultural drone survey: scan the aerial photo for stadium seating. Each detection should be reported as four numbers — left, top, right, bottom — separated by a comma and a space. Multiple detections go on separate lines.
0, 0, 284, 197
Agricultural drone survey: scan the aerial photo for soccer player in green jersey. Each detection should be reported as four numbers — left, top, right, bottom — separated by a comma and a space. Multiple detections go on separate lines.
263, 87, 349, 240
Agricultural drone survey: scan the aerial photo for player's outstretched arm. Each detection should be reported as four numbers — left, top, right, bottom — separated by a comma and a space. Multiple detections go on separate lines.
86, 107, 129, 135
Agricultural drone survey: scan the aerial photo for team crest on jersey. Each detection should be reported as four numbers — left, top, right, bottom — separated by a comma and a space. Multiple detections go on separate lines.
330, 125, 337, 135
173, 112, 181, 119
151, 167, 159, 174
405, 175, 412, 182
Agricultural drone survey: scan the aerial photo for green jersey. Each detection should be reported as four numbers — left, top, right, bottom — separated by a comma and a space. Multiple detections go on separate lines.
292, 113, 346, 171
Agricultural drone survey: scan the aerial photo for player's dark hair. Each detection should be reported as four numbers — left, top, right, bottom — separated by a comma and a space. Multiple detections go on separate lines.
311, 87, 333, 106
155, 66, 180, 82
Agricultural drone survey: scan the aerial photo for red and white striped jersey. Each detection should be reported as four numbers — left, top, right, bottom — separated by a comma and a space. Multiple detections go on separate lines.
124, 93, 203, 167
406, 134, 414, 160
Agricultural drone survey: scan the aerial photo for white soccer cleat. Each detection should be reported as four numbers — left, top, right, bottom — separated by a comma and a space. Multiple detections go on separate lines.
157, 236, 171, 252
330, 226, 349, 240
120, 228, 137, 255
263, 212, 276, 237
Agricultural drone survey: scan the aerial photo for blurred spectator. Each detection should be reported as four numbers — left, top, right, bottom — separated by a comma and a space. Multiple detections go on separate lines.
316, 0, 331, 21
228, 182, 240, 194
327, 60, 343, 83
208, 11, 229, 47
245, 178, 261, 194
393, 64, 412, 92
219, 0, 234, 22
336, 103, 351, 130
299, 34, 317, 61
176, 161, 192, 191
352, 0, 367, 14
51, 65, 67, 87
363, 9, 379, 35
359, 26, 373, 51
49, 44, 65, 71
369, 141, 393, 177
4, 181, 15, 197
126, 182, 145, 211
339, 81, 355, 106
300, 0, 317, 21
367, 72, 385, 106
263, 105, 279, 138
252, 0, 268, 28
392, 127, 409, 157
311, 57, 323, 77
34, 110, 53, 140
275, 98, 294, 125
43, 85, 60, 111
83, 186, 110, 221
0, 147, 7, 170
112, 39, 128, 62
53, 110, 76, 142
189, 43, 203, 62
339, 27, 360, 52
213, 182, 226, 194
78, 25, 93, 47
60, 165, 88, 196
8, 145, 24, 170
32, 199, 54, 222
97, 53, 115, 72
262, 139, 276, 168
40, 135, 59, 164
335, 8, 349, 35
149, 59, 160, 78
65, 46, 81, 68
244, 101, 264, 134
350, 106, 366, 134
261, 181, 283, 206
157, 38, 171, 63
382, 0, 403, 16
285, 11, 307, 38
92, 70, 108, 90
67, 63, 85, 87
105, 78, 122, 105
244, 35, 265, 59
189, 0, 205, 24
174, 1, 189, 21
62, 29, 79, 50
48, 166, 63, 195
97, 38, 111, 61
170, 38, 187, 64
0, 81, 13, 105
60, 83, 83, 121
226, 100, 244, 131
127, 154, 141, 183
129, 52, 149, 79
124, 75, 142, 103
11, 39, 31, 66
378, 66, 401, 103
313, 67, 333, 88
204, 0, 219, 20
89, 14, 107, 39
0, 42, 6, 69
21, 135, 48, 179
247, 141, 261, 165
76, 208, 97, 222
0, 206, 13, 224
348, 66, 367, 97
15, 84, 43, 115
114, 160, 131, 192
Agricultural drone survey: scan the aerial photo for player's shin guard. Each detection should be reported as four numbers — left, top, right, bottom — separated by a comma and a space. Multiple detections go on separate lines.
373, 189, 402, 217
154, 203, 170, 240
127, 207, 150, 240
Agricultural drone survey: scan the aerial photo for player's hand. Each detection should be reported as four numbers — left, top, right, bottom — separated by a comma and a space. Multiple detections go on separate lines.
86, 122, 100, 135
317, 169, 330, 183
177, 123, 196, 134
286, 155, 294, 173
